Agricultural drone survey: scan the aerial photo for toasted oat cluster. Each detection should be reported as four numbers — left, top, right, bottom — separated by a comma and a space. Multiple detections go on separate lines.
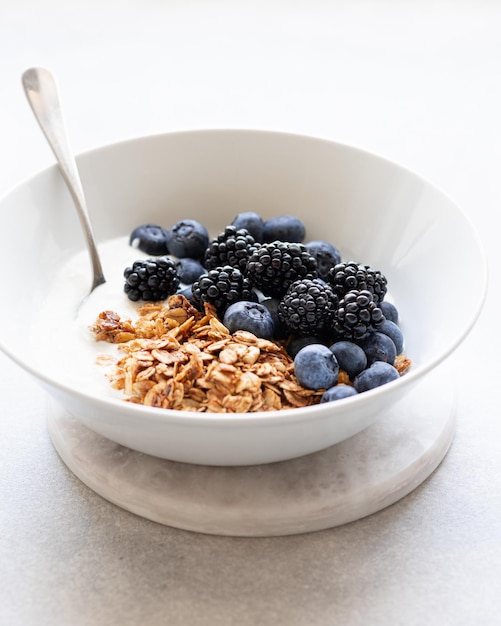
90, 294, 322, 412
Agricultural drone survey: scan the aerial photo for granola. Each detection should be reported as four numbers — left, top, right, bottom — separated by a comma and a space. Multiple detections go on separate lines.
90, 295, 323, 413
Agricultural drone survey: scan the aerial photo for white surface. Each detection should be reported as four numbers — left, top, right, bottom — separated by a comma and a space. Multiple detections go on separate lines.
2, 129, 484, 465
0, 1, 499, 624
47, 363, 455, 536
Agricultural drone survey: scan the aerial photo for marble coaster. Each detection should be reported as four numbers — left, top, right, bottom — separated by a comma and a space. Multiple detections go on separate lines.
47, 365, 456, 536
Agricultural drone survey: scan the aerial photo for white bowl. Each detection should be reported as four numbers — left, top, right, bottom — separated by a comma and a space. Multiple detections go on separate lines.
0, 130, 487, 465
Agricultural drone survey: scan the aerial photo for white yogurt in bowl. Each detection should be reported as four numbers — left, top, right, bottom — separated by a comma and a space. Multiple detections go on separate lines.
31, 237, 149, 401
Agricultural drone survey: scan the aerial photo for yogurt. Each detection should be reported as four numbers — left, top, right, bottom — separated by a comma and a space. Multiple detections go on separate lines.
31, 237, 153, 399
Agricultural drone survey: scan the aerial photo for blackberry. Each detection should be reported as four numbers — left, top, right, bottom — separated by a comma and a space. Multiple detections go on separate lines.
327, 262, 387, 305
245, 241, 318, 298
332, 289, 385, 341
204, 226, 258, 272
191, 265, 257, 315
278, 278, 338, 337
124, 257, 180, 302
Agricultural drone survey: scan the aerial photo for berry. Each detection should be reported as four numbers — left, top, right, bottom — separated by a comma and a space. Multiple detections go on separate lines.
174, 258, 206, 284
380, 300, 399, 324
263, 215, 306, 243
245, 241, 318, 298
191, 265, 257, 314
231, 211, 265, 242
354, 361, 399, 392
165, 219, 209, 259
204, 226, 258, 272
293, 344, 339, 390
287, 335, 326, 359
223, 301, 275, 339
360, 331, 396, 366
329, 341, 367, 379
320, 385, 358, 403
278, 278, 338, 336
333, 289, 385, 341
129, 223, 169, 255
124, 257, 180, 302
327, 262, 388, 305
177, 284, 194, 303
380, 319, 404, 354
260, 298, 288, 339
304, 240, 341, 280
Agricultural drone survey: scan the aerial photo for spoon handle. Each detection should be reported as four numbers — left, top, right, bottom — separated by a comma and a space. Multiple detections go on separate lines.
22, 67, 105, 291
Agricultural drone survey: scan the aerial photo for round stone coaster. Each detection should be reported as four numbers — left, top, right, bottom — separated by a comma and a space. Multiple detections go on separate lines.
47, 365, 456, 536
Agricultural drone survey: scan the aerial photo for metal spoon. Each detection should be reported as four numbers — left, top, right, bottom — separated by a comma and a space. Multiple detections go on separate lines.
22, 67, 105, 294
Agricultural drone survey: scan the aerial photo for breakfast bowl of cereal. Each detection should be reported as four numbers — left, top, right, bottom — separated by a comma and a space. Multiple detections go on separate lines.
0, 129, 487, 465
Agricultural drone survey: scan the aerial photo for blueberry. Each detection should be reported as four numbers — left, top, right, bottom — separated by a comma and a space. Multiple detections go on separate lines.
129, 223, 169, 255
260, 298, 288, 339
304, 240, 341, 280
294, 344, 339, 390
360, 331, 397, 366
380, 319, 404, 354
287, 335, 326, 359
165, 219, 209, 259
231, 211, 265, 242
320, 385, 358, 403
177, 284, 194, 302
380, 301, 399, 324
329, 341, 367, 379
223, 301, 275, 339
263, 215, 306, 243
174, 258, 206, 284
354, 361, 399, 392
